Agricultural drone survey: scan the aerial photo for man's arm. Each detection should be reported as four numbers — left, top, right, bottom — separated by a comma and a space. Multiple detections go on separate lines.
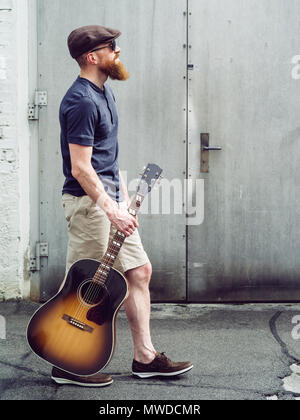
69, 143, 138, 237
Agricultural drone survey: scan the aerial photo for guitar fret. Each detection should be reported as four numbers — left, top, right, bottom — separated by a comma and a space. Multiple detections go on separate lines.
99, 268, 111, 278
97, 270, 107, 277
128, 208, 136, 216
97, 222, 135, 276
105, 253, 116, 261
101, 263, 110, 269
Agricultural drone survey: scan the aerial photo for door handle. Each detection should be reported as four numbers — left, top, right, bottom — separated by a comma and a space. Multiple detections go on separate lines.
202, 146, 222, 151
200, 133, 222, 173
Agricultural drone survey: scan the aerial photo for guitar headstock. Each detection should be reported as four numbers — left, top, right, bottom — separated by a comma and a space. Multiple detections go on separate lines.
128, 163, 163, 214
137, 163, 163, 198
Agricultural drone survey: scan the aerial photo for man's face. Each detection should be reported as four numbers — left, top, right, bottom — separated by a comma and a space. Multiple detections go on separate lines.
92, 43, 130, 81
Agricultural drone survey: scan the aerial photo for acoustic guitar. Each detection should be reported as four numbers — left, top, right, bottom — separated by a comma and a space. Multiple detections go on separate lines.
27, 163, 163, 376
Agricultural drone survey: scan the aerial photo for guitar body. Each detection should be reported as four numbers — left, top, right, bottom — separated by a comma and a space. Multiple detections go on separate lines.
27, 259, 128, 376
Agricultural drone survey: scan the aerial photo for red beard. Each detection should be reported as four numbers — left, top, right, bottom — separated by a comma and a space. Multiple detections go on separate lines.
103, 56, 130, 81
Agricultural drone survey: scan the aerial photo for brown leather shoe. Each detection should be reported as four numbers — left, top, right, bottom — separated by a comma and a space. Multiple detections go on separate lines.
132, 352, 193, 378
51, 366, 113, 387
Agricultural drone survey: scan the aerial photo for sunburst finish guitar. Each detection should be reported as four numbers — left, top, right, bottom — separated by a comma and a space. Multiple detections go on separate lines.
27, 163, 162, 376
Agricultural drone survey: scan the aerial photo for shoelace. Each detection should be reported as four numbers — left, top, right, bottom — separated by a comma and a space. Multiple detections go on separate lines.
159, 352, 169, 361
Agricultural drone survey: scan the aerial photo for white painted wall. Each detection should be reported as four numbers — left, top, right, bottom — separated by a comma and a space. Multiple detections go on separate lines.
0, 0, 30, 299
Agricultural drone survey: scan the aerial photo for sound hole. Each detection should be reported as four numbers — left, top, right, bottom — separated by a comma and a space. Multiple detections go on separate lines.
79, 280, 108, 306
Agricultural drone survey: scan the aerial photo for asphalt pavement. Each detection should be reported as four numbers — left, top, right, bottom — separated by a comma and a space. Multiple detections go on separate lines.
0, 300, 300, 400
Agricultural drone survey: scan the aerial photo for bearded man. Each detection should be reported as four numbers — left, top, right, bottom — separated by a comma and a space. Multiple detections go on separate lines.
53, 25, 193, 387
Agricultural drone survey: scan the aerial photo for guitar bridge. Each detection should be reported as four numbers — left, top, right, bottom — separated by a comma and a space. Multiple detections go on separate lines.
62, 314, 93, 333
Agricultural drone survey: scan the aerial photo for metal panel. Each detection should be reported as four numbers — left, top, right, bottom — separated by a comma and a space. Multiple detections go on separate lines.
188, 0, 300, 301
37, 0, 187, 301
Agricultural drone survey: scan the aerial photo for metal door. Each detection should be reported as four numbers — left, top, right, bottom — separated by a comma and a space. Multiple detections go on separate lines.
187, 0, 300, 301
36, 0, 188, 301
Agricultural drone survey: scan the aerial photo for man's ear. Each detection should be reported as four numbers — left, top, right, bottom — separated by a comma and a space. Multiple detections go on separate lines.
86, 52, 97, 65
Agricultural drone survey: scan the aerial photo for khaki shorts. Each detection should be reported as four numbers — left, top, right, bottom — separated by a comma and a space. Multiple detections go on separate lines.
62, 193, 150, 275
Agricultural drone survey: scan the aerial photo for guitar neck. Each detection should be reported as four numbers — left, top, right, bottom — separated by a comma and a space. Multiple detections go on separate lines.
93, 193, 144, 283
92, 163, 163, 284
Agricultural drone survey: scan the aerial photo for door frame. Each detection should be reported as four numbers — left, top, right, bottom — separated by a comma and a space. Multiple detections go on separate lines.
28, 0, 41, 301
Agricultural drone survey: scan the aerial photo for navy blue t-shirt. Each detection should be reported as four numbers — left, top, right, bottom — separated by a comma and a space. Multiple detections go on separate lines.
59, 76, 124, 202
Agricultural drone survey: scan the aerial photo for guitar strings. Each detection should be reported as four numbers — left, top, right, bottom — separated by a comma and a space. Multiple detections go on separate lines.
56, 238, 122, 360
78, 199, 137, 313
83, 230, 124, 302
54, 221, 130, 361
72, 239, 123, 324
71, 239, 119, 321
76, 235, 122, 315
84, 232, 125, 306
49, 236, 125, 370
71, 231, 125, 322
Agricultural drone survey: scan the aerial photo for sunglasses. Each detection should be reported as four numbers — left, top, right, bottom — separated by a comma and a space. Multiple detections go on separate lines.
89, 39, 117, 53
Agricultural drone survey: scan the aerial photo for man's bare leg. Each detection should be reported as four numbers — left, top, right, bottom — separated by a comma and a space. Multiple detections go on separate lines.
123, 262, 157, 364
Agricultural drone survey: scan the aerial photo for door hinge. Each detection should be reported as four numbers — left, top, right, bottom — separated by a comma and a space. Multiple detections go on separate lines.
28, 91, 48, 120
30, 242, 49, 272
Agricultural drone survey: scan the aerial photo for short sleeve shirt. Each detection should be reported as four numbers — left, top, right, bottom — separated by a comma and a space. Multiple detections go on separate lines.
59, 76, 124, 202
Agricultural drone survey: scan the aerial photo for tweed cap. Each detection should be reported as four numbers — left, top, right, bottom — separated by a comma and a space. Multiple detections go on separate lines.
68, 25, 121, 59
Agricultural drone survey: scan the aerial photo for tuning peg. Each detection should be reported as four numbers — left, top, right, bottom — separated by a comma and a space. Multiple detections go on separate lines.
138, 166, 147, 176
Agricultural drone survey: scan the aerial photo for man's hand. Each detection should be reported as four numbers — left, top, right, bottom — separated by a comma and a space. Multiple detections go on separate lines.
106, 203, 139, 237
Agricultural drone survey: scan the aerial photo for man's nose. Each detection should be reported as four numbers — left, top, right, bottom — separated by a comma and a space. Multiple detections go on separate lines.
115, 45, 121, 54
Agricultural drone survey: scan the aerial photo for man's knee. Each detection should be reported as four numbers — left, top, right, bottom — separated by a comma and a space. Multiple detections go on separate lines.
126, 261, 152, 286
142, 261, 152, 281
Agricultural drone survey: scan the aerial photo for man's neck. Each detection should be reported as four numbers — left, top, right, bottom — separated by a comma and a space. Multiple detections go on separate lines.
79, 69, 108, 91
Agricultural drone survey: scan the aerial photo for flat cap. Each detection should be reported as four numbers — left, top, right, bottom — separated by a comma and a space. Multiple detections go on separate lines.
68, 25, 121, 59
